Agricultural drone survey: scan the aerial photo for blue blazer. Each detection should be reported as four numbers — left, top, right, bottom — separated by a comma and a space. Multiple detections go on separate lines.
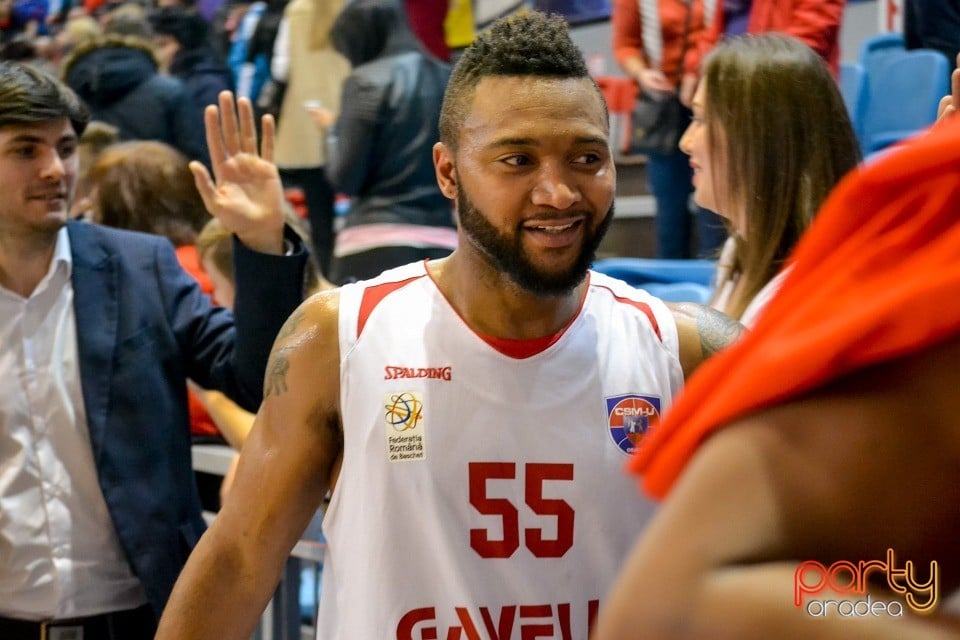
66, 221, 305, 618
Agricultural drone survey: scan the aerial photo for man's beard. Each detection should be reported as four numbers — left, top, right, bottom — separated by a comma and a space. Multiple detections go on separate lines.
456, 186, 614, 297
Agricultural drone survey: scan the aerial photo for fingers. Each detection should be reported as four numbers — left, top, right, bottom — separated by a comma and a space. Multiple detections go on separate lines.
260, 114, 275, 163
938, 95, 952, 121
218, 90, 242, 157
204, 104, 226, 184
237, 96, 258, 155
189, 160, 219, 214
952, 67, 960, 107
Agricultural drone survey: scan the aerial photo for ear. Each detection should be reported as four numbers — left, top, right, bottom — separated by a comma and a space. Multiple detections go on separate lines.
433, 141, 457, 200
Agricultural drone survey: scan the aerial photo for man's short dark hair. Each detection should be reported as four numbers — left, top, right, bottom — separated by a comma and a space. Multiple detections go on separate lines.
0, 62, 90, 135
438, 11, 605, 150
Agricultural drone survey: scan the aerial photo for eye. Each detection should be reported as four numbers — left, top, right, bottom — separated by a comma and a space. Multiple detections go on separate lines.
573, 152, 602, 164
501, 155, 532, 167
58, 143, 78, 159
11, 146, 36, 159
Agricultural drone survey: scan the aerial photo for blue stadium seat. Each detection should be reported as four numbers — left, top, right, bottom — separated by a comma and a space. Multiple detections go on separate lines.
592, 257, 716, 286
857, 31, 905, 64
639, 281, 713, 304
840, 61, 868, 147
861, 50, 950, 152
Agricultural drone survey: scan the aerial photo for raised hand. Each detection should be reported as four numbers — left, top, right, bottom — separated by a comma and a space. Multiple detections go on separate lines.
189, 91, 286, 254
935, 53, 960, 125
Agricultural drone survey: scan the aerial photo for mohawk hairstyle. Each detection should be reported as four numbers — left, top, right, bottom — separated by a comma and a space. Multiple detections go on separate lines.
439, 11, 604, 149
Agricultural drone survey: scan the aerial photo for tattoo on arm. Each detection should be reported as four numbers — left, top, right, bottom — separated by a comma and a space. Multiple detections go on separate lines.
696, 307, 745, 357
263, 309, 306, 398
264, 348, 291, 398
276, 307, 306, 341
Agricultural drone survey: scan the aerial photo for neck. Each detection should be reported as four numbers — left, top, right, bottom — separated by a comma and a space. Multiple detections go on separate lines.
429, 250, 587, 340
0, 226, 60, 298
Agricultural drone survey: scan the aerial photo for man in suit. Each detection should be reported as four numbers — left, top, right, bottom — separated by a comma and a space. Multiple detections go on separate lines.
0, 62, 304, 639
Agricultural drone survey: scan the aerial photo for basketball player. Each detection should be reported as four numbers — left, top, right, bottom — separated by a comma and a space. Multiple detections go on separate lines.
156, 12, 743, 639
593, 91, 960, 638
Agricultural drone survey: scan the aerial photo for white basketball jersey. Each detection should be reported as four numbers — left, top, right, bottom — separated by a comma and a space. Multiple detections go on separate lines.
317, 261, 684, 640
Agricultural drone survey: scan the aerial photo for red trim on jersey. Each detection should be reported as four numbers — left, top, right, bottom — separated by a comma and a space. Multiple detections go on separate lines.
357, 275, 425, 338
475, 329, 569, 359
594, 284, 662, 342
425, 269, 591, 359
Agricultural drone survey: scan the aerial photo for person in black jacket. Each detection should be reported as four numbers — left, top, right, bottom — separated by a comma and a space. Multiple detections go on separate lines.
150, 7, 234, 122
905, 0, 960, 87
320, 0, 456, 284
61, 33, 209, 166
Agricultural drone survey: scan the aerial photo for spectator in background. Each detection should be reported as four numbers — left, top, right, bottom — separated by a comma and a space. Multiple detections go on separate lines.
404, 0, 451, 61
313, 0, 456, 284
62, 33, 209, 165
613, 0, 726, 258
86, 140, 211, 286
101, 2, 153, 39
684, 0, 845, 106
225, 0, 266, 100
905, 0, 960, 87
270, 0, 349, 273
0, 0, 12, 43
70, 119, 118, 219
53, 14, 102, 60
683, 35, 860, 326
149, 7, 233, 116
1, 0, 48, 41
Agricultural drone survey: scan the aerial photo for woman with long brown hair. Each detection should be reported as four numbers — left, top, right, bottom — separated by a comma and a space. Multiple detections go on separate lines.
681, 33, 861, 326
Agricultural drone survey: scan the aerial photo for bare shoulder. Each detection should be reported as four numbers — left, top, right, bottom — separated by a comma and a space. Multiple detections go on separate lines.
666, 302, 745, 376
263, 288, 341, 401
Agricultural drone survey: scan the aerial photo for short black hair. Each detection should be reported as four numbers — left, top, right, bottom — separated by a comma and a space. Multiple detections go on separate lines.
438, 10, 604, 150
149, 7, 210, 51
0, 62, 90, 135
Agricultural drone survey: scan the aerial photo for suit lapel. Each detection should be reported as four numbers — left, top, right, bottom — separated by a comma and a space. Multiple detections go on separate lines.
68, 222, 119, 463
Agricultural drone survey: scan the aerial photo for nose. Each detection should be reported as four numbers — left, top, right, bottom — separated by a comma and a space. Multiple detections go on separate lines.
39, 148, 66, 181
530, 162, 581, 210
678, 122, 695, 156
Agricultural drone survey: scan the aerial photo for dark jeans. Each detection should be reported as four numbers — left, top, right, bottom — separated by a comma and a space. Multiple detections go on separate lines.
646, 149, 728, 259
0, 604, 156, 640
279, 166, 336, 274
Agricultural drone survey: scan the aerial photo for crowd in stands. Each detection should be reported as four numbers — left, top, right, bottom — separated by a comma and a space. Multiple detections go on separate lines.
1, 2, 959, 639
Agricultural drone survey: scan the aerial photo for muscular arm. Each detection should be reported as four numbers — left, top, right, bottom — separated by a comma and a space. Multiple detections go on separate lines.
595, 340, 960, 640
668, 302, 744, 378
156, 291, 344, 640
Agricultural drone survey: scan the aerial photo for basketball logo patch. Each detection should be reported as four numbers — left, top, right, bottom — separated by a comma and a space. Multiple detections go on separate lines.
606, 394, 661, 455
385, 391, 426, 462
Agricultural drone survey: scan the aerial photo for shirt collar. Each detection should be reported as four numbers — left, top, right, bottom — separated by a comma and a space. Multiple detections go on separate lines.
52, 224, 73, 279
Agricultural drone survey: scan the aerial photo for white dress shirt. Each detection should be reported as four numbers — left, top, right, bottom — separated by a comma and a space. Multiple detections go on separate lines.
0, 227, 146, 620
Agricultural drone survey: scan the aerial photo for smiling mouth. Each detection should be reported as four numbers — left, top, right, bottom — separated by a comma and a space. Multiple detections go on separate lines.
527, 221, 580, 234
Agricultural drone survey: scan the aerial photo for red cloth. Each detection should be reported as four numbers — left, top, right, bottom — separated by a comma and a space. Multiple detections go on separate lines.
175, 245, 220, 439
611, 0, 710, 85
631, 119, 960, 499
403, 0, 451, 62
686, 0, 844, 76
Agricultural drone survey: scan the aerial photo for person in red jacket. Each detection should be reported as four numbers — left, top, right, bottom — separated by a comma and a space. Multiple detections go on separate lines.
682, 0, 844, 104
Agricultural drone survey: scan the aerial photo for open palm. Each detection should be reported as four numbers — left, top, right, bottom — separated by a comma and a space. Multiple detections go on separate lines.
190, 91, 286, 254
